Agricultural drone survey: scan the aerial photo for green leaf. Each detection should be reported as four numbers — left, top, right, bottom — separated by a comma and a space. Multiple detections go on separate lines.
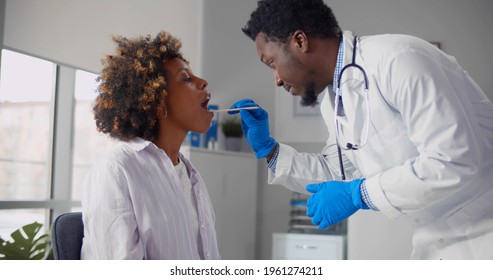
0, 222, 51, 260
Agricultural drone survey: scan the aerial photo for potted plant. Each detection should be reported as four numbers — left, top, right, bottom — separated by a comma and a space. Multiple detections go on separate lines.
221, 116, 243, 151
0, 221, 52, 260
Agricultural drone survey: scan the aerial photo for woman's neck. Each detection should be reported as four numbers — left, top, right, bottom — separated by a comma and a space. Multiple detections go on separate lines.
153, 130, 186, 166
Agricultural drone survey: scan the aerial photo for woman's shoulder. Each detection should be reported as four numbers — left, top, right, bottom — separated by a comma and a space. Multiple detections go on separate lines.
92, 140, 144, 170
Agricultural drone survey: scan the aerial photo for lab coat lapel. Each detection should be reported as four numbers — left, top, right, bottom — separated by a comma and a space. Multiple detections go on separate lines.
337, 33, 368, 147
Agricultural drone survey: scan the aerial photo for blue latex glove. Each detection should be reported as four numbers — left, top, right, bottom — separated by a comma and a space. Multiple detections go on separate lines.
306, 179, 369, 230
228, 99, 277, 158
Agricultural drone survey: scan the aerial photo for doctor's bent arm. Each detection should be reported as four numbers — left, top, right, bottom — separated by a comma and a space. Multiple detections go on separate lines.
228, 99, 361, 195
266, 131, 360, 194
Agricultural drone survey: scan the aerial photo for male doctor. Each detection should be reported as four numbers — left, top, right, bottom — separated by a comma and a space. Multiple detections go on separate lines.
230, 0, 493, 259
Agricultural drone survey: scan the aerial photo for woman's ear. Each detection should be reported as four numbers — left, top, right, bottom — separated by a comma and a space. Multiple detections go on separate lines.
157, 97, 168, 119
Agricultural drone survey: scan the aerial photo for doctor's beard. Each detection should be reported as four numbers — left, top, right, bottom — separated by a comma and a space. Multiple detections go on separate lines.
300, 82, 318, 107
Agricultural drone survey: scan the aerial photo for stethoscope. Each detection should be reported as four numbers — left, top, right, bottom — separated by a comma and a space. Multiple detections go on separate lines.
334, 36, 370, 180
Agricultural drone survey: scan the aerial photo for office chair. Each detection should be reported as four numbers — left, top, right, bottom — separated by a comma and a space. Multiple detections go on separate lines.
51, 212, 84, 260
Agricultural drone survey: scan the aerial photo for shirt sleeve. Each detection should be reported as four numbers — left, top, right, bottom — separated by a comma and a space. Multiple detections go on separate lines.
267, 142, 361, 194
81, 160, 145, 259
266, 144, 280, 173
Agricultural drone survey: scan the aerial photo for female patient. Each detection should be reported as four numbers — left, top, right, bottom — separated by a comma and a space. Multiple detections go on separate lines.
81, 31, 220, 259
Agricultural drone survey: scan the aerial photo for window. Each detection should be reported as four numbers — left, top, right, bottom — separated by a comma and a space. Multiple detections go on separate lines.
0, 50, 117, 243
0, 50, 56, 238
71, 70, 117, 201
0, 50, 56, 200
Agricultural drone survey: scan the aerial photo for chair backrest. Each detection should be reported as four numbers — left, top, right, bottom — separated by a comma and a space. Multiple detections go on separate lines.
51, 212, 84, 260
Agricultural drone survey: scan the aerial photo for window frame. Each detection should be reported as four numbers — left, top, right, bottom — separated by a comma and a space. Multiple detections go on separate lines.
0, 49, 81, 230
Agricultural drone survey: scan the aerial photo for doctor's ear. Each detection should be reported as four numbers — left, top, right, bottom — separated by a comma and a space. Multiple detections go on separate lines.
291, 30, 308, 51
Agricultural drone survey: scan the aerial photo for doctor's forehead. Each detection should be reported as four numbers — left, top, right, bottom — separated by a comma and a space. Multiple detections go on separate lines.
255, 33, 283, 61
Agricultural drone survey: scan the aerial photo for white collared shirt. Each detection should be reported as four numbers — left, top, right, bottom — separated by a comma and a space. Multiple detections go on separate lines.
80, 137, 220, 259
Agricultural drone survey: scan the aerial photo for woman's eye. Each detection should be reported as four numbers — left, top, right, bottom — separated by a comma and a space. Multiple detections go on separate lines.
183, 76, 192, 82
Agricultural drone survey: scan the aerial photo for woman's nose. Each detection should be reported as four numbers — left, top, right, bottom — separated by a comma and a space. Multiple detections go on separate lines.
198, 76, 208, 89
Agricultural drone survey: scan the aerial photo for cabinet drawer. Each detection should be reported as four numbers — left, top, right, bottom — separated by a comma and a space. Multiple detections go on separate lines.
272, 233, 345, 260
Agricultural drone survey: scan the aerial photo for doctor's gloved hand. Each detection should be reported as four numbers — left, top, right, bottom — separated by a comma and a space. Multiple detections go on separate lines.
306, 179, 369, 230
228, 99, 277, 158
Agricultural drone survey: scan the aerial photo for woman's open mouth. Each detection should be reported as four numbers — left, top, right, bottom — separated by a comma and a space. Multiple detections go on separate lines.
201, 93, 211, 111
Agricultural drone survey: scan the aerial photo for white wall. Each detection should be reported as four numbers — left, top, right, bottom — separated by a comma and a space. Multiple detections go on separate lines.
0, 0, 4, 65
200, 0, 275, 115
3, 0, 202, 73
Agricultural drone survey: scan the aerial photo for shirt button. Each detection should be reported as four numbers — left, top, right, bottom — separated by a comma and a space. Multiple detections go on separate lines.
414, 218, 420, 224
439, 238, 444, 244
201, 224, 205, 228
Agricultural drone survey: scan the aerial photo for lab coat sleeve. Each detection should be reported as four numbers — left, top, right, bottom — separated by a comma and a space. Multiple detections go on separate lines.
268, 141, 360, 194
365, 48, 482, 219
81, 160, 145, 259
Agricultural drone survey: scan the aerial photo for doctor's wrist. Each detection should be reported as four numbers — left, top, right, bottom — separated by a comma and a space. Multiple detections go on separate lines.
266, 142, 279, 162
266, 143, 279, 173
360, 179, 379, 211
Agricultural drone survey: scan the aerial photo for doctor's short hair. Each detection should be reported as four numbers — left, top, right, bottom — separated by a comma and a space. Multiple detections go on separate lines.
242, 0, 341, 43
93, 31, 187, 142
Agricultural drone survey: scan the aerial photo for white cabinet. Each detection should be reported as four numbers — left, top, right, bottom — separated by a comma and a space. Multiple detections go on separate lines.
181, 147, 258, 260
272, 233, 346, 260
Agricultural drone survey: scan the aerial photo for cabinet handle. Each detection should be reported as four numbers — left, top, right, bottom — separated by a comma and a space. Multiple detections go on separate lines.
296, 244, 317, 250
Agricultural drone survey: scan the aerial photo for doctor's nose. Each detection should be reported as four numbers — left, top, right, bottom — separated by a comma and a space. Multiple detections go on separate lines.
274, 74, 283, 87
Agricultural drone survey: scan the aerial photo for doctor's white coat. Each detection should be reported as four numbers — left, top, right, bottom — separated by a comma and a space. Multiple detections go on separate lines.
269, 31, 493, 259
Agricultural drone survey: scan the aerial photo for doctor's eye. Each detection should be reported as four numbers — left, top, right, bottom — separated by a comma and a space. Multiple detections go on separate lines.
263, 59, 274, 68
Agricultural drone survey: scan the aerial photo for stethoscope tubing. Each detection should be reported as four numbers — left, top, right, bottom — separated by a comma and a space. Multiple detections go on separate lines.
335, 36, 370, 180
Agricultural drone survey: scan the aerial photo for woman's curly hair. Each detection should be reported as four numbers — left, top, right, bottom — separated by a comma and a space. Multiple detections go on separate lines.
242, 0, 340, 43
93, 31, 186, 142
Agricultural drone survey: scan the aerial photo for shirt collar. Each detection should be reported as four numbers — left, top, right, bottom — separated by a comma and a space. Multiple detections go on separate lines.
332, 35, 345, 93
126, 137, 197, 179
126, 137, 153, 152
